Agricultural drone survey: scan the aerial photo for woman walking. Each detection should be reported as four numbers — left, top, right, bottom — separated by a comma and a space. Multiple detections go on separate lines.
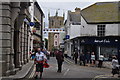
55, 49, 64, 73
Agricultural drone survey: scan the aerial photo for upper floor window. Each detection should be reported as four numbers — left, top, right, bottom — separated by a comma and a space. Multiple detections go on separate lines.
60, 21, 62, 26
72, 22, 81, 25
52, 20, 54, 26
54, 34, 58, 39
97, 25, 105, 37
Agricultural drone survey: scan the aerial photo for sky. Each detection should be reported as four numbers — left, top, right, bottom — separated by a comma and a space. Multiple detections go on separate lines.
37, 0, 119, 38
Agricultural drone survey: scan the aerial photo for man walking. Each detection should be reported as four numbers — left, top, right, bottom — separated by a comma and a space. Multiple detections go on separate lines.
34, 48, 47, 79
79, 52, 86, 66
55, 49, 64, 73
74, 50, 78, 64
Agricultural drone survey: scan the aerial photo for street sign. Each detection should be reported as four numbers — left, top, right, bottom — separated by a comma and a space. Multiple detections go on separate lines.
29, 22, 35, 26
65, 35, 70, 39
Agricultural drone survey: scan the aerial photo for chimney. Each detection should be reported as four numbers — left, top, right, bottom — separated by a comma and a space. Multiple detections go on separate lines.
75, 7, 81, 12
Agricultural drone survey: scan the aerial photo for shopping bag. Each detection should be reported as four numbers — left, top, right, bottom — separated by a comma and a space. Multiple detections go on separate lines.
43, 62, 49, 68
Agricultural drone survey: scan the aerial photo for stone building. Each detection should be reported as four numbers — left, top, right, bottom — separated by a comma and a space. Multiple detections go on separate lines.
0, 1, 31, 76
48, 11, 64, 51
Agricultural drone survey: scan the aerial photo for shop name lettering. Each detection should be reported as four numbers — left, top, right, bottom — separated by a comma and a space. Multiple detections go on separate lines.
94, 39, 110, 43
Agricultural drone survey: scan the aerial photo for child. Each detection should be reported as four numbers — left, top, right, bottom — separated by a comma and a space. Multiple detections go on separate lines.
111, 56, 119, 77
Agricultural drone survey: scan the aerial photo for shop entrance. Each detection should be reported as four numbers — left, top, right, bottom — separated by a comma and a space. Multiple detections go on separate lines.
84, 45, 98, 60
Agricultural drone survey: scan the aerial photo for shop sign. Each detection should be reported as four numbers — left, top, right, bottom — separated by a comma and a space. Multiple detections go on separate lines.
94, 39, 110, 43
80, 37, 119, 45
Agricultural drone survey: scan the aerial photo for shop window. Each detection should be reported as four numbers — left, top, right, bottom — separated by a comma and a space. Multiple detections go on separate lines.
101, 47, 117, 61
97, 25, 105, 37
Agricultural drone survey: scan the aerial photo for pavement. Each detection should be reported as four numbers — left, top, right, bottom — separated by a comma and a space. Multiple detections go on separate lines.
1, 60, 34, 80
64, 57, 120, 79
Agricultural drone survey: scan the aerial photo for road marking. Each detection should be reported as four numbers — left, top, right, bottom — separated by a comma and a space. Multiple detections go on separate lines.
64, 58, 74, 65
63, 69, 69, 76
92, 74, 114, 80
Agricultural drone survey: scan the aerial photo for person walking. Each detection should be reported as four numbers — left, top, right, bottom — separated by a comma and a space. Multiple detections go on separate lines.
34, 48, 47, 79
79, 52, 86, 66
111, 56, 120, 77
91, 52, 95, 66
74, 50, 78, 64
86, 51, 91, 65
98, 55, 104, 68
55, 49, 64, 73
30, 50, 36, 60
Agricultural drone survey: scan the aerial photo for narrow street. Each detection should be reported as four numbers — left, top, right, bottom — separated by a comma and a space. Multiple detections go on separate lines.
28, 57, 114, 79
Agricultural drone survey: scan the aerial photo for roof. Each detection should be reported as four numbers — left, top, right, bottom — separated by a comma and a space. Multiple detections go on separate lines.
68, 11, 81, 22
81, 2, 120, 24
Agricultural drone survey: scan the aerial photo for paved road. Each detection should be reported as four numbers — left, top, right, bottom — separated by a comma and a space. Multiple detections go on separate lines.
28, 57, 119, 80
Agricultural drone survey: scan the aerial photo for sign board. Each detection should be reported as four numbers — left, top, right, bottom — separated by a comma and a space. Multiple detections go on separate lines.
65, 35, 70, 39
29, 22, 35, 26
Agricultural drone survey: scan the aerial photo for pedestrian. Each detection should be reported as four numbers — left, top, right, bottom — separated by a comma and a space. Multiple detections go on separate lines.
55, 49, 64, 73
111, 56, 120, 77
30, 50, 35, 60
74, 50, 78, 64
42, 48, 50, 60
47, 51, 50, 60
79, 52, 86, 66
34, 48, 47, 79
91, 52, 95, 66
98, 55, 104, 68
86, 51, 91, 64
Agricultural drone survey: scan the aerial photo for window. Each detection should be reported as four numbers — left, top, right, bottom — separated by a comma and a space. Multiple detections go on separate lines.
55, 35, 57, 38
60, 21, 62, 26
97, 25, 105, 37
52, 20, 54, 26
54, 41, 58, 46
55, 41, 57, 45
72, 22, 81, 25
54, 34, 58, 39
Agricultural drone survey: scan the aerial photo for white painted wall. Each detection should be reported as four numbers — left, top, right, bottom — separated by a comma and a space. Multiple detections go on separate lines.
80, 17, 96, 36
70, 25, 80, 39
81, 16, 120, 36
106, 24, 119, 36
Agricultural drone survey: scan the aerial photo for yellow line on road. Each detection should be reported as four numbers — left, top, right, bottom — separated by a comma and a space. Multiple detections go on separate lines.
93, 74, 113, 80
64, 58, 74, 65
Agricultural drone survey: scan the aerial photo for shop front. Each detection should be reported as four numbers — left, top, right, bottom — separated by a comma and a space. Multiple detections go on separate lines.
79, 36, 120, 61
